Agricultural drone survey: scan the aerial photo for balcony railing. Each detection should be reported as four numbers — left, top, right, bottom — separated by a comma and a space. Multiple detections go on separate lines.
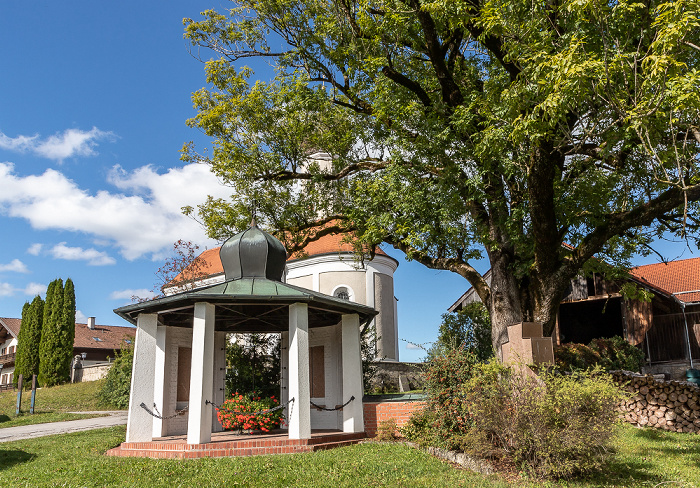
0, 352, 16, 367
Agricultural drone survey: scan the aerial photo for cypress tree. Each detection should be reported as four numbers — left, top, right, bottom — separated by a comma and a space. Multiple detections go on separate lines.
59, 278, 76, 383
26, 295, 45, 377
39, 279, 64, 386
37, 280, 56, 386
14, 301, 32, 385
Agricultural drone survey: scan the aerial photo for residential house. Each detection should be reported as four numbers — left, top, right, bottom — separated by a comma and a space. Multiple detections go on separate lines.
0, 316, 135, 385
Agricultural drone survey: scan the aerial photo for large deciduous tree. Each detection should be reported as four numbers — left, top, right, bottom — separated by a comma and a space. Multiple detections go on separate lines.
182, 0, 700, 352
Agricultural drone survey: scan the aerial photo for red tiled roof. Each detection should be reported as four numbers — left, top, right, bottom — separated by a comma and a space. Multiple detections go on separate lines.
73, 323, 135, 350
182, 233, 388, 279
630, 257, 700, 304
0, 318, 135, 351
0, 318, 21, 338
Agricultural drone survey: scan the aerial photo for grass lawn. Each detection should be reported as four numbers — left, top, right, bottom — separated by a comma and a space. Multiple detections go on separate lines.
0, 423, 697, 487
0, 380, 115, 428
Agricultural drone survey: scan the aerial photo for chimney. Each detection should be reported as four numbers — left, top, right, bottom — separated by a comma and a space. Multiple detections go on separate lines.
87, 317, 96, 330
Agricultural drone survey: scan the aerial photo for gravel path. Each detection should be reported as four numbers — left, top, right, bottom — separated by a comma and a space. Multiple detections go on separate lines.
0, 411, 127, 443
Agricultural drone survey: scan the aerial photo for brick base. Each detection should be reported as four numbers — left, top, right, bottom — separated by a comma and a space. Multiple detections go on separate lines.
363, 401, 425, 437
105, 430, 365, 459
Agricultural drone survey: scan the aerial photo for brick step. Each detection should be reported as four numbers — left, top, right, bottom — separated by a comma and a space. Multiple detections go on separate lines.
105, 433, 366, 459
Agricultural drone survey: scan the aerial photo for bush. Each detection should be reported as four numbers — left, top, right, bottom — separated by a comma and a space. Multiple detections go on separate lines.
556, 336, 645, 372
97, 344, 134, 409
464, 360, 626, 479
422, 347, 479, 449
375, 418, 399, 441
215, 392, 284, 432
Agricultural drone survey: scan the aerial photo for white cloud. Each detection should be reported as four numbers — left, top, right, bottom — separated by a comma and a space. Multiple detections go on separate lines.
405, 342, 423, 350
49, 242, 116, 266
0, 283, 15, 296
75, 310, 88, 323
0, 161, 232, 260
110, 288, 154, 300
27, 243, 43, 255
0, 133, 37, 152
0, 128, 114, 162
24, 282, 46, 296
0, 259, 29, 273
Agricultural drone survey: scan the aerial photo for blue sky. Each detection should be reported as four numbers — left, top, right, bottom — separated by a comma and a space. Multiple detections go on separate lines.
0, 2, 696, 363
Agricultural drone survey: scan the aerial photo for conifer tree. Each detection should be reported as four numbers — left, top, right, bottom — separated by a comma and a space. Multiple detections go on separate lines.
59, 278, 76, 383
39, 278, 64, 386
13, 301, 32, 385
14, 296, 45, 385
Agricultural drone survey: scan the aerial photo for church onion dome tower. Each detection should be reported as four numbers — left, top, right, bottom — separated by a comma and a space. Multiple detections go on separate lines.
219, 222, 287, 281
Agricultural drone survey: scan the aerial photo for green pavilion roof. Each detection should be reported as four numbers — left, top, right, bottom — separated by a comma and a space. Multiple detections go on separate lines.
114, 277, 378, 333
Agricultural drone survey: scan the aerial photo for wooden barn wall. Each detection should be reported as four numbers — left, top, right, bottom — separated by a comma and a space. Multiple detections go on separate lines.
644, 310, 700, 363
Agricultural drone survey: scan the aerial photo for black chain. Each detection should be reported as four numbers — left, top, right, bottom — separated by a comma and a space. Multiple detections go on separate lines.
310, 395, 355, 412
139, 402, 188, 420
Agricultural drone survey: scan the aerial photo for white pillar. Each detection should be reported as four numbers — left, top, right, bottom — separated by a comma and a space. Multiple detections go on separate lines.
212, 331, 227, 433
342, 313, 365, 433
187, 302, 215, 444
288, 303, 311, 439
126, 313, 158, 443
152, 323, 167, 438
280, 331, 289, 429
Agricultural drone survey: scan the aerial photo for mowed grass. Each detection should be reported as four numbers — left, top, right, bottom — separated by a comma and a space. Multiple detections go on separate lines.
0, 380, 113, 428
0, 423, 698, 487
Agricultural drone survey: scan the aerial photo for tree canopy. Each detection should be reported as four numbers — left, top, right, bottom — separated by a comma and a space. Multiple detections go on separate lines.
183, 0, 700, 351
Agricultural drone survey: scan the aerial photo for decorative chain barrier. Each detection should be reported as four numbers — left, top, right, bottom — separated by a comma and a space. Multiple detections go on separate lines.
310, 395, 355, 412
205, 397, 295, 417
139, 402, 189, 420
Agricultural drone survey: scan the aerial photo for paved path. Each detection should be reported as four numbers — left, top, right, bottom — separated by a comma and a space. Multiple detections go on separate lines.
0, 411, 127, 443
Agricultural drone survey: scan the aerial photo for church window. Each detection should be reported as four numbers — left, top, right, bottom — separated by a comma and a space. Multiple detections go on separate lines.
334, 287, 350, 300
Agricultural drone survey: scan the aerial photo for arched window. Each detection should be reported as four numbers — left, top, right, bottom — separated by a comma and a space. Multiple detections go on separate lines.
334, 287, 350, 300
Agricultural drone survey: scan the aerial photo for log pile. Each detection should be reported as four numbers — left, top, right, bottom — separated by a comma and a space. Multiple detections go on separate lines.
611, 371, 700, 433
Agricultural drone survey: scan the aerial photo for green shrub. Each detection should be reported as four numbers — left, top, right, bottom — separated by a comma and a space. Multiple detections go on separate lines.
400, 407, 438, 445
464, 360, 626, 479
375, 418, 399, 442
556, 336, 645, 372
422, 347, 478, 449
97, 344, 134, 409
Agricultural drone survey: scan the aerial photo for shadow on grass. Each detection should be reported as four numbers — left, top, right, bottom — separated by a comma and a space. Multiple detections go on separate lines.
0, 415, 10, 424
0, 449, 34, 470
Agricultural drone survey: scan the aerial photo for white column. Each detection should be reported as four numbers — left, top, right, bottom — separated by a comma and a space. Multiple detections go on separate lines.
126, 313, 158, 443
288, 303, 311, 439
212, 331, 227, 433
151, 323, 167, 438
187, 302, 215, 444
280, 331, 289, 429
342, 313, 365, 433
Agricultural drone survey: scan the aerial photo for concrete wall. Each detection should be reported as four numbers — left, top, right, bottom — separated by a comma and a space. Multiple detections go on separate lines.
642, 361, 695, 381
309, 324, 343, 430
73, 363, 112, 382
319, 271, 367, 301
367, 362, 425, 393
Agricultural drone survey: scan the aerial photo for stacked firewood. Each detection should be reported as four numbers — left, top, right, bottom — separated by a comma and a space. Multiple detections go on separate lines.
611, 371, 700, 433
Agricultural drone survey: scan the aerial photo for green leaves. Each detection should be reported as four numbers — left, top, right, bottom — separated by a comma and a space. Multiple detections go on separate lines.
183, 0, 700, 348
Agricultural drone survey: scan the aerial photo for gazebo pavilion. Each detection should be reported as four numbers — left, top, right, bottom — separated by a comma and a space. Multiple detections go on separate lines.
108, 224, 377, 458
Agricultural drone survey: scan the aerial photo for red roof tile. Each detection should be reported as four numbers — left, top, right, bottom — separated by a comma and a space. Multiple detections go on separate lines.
0, 318, 21, 338
179, 233, 388, 280
0, 318, 135, 351
630, 257, 700, 304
